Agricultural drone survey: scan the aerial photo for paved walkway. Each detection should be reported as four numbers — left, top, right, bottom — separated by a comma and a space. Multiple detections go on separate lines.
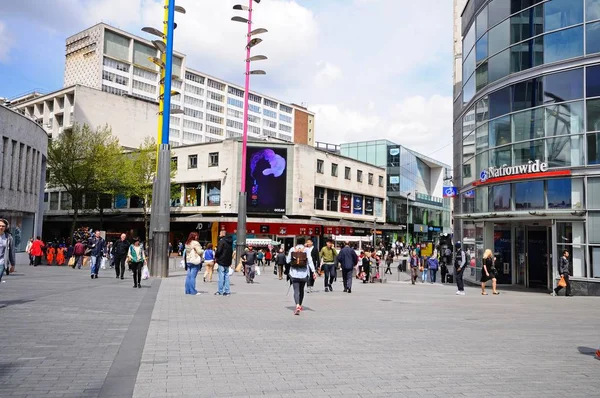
2, 263, 600, 397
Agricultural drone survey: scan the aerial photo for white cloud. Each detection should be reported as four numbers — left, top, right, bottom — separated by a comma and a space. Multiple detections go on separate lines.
0, 21, 13, 63
314, 61, 343, 85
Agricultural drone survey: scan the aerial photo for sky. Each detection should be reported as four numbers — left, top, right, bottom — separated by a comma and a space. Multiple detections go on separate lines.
0, 0, 454, 166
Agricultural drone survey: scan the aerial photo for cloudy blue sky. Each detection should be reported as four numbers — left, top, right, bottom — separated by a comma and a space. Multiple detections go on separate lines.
0, 0, 454, 165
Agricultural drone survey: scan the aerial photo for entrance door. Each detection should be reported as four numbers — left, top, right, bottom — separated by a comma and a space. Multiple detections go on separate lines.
527, 227, 549, 289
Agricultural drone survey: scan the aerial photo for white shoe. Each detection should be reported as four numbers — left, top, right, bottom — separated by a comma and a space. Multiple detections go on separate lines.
456, 291, 461, 295
460, 291, 466, 296
195, 292, 202, 295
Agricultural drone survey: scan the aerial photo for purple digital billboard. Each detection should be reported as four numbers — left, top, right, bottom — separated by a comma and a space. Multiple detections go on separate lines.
246, 147, 288, 214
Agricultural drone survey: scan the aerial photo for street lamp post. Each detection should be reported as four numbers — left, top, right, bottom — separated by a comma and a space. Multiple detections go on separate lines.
231, 0, 268, 265
144, 0, 185, 277
406, 192, 412, 247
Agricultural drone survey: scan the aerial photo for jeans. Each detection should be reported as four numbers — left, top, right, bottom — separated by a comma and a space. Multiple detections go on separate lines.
456, 267, 465, 291
217, 264, 230, 294
114, 256, 126, 277
323, 263, 335, 288
342, 268, 353, 291
430, 269, 437, 283
245, 264, 255, 283
292, 277, 306, 305
185, 264, 200, 294
421, 268, 428, 282
74, 255, 83, 269
0, 263, 5, 282
90, 255, 103, 276
131, 261, 143, 286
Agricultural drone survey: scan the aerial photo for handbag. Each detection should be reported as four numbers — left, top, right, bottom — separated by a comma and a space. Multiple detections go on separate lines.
68, 257, 75, 267
235, 261, 243, 273
558, 275, 567, 287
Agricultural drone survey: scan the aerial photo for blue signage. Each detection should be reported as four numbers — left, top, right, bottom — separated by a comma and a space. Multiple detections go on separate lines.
443, 187, 458, 198
353, 195, 363, 214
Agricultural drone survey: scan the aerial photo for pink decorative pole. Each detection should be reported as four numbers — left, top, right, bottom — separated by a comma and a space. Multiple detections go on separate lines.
240, 0, 253, 193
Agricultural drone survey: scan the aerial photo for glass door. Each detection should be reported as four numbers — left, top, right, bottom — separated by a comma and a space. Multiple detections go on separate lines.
526, 227, 549, 289
515, 226, 526, 285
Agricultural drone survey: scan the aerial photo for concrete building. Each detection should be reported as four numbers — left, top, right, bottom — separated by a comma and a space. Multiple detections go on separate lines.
336, 140, 452, 245
0, 105, 48, 259
42, 138, 386, 249
11, 23, 315, 147
453, 0, 600, 294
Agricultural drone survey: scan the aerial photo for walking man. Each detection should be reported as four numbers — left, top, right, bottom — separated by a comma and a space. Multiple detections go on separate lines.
337, 241, 358, 293
275, 248, 287, 280
0, 218, 16, 285
305, 239, 319, 293
89, 231, 105, 279
112, 233, 129, 280
242, 244, 258, 284
454, 241, 466, 295
553, 250, 573, 297
215, 230, 233, 296
319, 239, 337, 292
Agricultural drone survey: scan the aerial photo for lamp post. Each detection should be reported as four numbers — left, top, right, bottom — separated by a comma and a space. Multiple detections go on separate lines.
406, 192, 412, 247
231, 0, 268, 265
144, 0, 185, 277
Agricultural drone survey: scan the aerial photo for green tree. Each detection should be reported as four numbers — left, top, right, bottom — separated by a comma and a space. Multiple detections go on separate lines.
47, 123, 124, 238
123, 137, 178, 241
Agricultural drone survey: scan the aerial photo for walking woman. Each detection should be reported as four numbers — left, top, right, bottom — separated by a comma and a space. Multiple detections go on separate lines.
481, 249, 499, 295
288, 243, 317, 315
184, 232, 204, 295
127, 237, 146, 288
203, 243, 215, 283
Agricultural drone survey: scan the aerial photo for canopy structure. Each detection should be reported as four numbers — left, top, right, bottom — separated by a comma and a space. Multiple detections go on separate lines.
246, 238, 281, 247
332, 235, 372, 243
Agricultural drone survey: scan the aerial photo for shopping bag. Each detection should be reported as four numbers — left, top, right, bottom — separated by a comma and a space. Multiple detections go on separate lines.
179, 259, 185, 268
100, 257, 107, 270
558, 275, 567, 287
228, 266, 234, 276
68, 257, 75, 267
235, 261, 243, 273
256, 266, 261, 276
142, 265, 150, 280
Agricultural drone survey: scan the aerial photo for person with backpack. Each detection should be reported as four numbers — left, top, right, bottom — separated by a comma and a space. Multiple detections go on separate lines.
319, 239, 337, 292
242, 245, 258, 284
336, 241, 359, 293
286, 239, 316, 315
454, 241, 467, 295
427, 254, 439, 283
184, 232, 204, 295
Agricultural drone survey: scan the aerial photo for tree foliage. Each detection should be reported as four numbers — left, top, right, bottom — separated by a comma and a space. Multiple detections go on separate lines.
46, 123, 123, 237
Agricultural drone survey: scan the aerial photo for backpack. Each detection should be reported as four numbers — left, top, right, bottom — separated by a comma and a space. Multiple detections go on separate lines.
290, 248, 308, 268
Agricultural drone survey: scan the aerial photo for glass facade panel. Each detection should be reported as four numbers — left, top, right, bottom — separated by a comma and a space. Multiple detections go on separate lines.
489, 18, 510, 56
491, 184, 511, 211
488, 48, 511, 83
544, 0, 583, 32
104, 30, 130, 61
512, 107, 545, 142
476, 97, 489, 123
489, 87, 511, 119
543, 68, 584, 103
133, 42, 157, 70
588, 65, 600, 98
588, 22, 600, 55
476, 150, 489, 173
541, 25, 584, 64
476, 124, 489, 151
587, 0, 600, 22
513, 140, 544, 164
477, 34, 488, 63
513, 78, 543, 111
588, 99, 600, 132
588, 213, 600, 243
476, 186, 488, 213
587, 132, 600, 164
476, 62, 488, 91
489, 0, 511, 28
547, 135, 583, 167
463, 49, 476, 84
547, 178, 572, 208
515, 181, 544, 209
491, 145, 512, 167
476, 6, 488, 39
463, 75, 476, 104
510, 6, 543, 44
489, 116, 511, 147
545, 101, 584, 136
510, 41, 533, 73
464, 23, 476, 61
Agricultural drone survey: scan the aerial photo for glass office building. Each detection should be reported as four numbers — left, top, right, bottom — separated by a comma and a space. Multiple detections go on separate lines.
454, 0, 600, 295
340, 140, 452, 245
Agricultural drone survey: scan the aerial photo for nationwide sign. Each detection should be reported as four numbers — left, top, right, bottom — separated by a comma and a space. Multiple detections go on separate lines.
473, 159, 570, 186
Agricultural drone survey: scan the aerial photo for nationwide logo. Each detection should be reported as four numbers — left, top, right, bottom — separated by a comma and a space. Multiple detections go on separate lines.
480, 160, 549, 183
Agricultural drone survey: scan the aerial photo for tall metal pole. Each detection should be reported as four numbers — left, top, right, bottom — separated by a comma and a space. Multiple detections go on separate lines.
406, 193, 410, 247
149, 0, 169, 276
151, 0, 176, 278
235, 0, 254, 266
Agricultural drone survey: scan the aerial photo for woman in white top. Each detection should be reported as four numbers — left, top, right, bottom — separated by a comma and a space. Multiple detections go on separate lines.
184, 232, 204, 295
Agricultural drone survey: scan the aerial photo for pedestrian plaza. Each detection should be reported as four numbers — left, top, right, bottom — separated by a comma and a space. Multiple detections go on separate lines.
1, 264, 599, 397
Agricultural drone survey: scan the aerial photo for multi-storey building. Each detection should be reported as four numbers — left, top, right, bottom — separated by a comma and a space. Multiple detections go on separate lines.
42, 138, 386, 250
337, 140, 452, 245
453, 0, 600, 294
10, 23, 315, 147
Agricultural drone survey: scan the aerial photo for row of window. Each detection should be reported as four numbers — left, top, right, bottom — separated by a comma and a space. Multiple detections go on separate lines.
182, 152, 219, 169
101, 85, 127, 96
103, 57, 130, 73
0, 137, 42, 194
316, 159, 384, 187
102, 71, 129, 86
314, 187, 384, 216
133, 67, 158, 81
178, 182, 222, 207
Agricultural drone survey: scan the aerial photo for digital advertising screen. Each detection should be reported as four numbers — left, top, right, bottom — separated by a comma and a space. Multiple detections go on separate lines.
365, 197, 374, 215
246, 146, 288, 213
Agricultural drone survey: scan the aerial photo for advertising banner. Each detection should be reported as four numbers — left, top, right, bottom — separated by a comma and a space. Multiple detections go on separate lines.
246, 147, 288, 213
365, 197, 374, 215
353, 195, 363, 214
340, 192, 351, 213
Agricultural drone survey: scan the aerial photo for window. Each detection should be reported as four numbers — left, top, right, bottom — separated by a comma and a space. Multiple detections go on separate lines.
515, 181, 544, 210
357, 170, 363, 182
206, 126, 223, 136
544, 0, 583, 32
185, 72, 205, 84
514, 140, 545, 165
488, 0, 510, 28
317, 159, 324, 174
104, 30, 130, 60
207, 102, 224, 114
463, 22, 476, 58
263, 109, 277, 118
171, 157, 178, 169
546, 101, 584, 137
280, 104, 292, 113
512, 108, 544, 142
513, 78, 543, 111
209, 152, 219, 167
279, 114, 292, 123
184, 108, 203, 120
185, 84, 204, 96
344, 167, 351, 180
228, 97, 243, 108
488, 18, 509, 57
184, 184, 202, 206
538, 26, 584, 65
491, 146, 512, 167
248, 114, 260, 124
544, 69, 584, 104
183, 119, 203, 131
133, 67, 158, 81
314, 187, 325, 210
588, 21, 600, 54
103, 71, 129, 86
188, 155, 197, 169
60, 192, 72, 210
208, 91, 224, 102
489, 87, 511, 119
102, 85, 126, 96
263, 119, 277, 129
490, 184, 511, 211
226, 119, 244, 130
103, 57, 129, 72
379, 175, 384, 187
228, 86, 244, 97
227, 130, 242, 138
489, 116, 511, 147
476, 5, 488, 39
588, 99, 600, 132
249, 93, 262, 103
279, 124, 292, 133
228, 108, 243, 119
206, 114, 223, 125
133, 42, 157, 70
488, 48, 510, 83
263, 129, 277, 138
264, 99, 278, 108
326, 189, 339, 211
368, 173, 374, 185
132, 80, 155, 94
184, 95, 204, 108
588, 65, 600, 98
205, 181, 221, 206
207, 79, 225, 91
547, 178, 572, 209
331, 163, 338, 177
183, 131, 202, 142
249, 104, 261, 113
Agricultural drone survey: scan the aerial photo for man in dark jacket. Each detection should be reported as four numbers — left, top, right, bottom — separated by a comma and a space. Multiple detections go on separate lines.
275, 248, 287, 280
337, 241, 358, 293
215, 230, 233, 296
553, 250, 572, 297
242, 245, 257, 284
112, 233, 130, 280
88, 231, 105, 279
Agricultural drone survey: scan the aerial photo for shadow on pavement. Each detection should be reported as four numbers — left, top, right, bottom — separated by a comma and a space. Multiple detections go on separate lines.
285, 306, 315, 312
577, 346, 598, 357
0, 299, 35, 309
